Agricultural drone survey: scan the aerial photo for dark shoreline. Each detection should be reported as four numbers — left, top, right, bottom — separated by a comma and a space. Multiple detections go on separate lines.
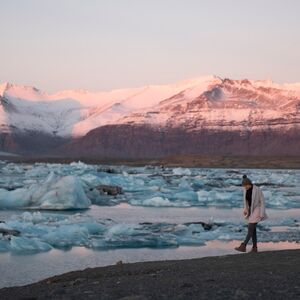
1, 154, 300, 169
1, 249, 299, 299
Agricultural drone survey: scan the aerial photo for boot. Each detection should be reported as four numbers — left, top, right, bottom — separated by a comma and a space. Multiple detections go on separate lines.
234, 242, 246, 252
250, 246, 258, 253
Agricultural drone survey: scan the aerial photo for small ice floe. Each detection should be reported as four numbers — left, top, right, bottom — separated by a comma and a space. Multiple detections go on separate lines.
129, 196, 190, 207
172, 168, 192, 176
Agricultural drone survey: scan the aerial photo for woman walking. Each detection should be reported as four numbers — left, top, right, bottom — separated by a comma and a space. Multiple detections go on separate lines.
235, 175, 268, 253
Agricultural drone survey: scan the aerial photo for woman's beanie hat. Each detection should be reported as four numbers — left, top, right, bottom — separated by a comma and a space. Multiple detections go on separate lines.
242, 175, 252, 186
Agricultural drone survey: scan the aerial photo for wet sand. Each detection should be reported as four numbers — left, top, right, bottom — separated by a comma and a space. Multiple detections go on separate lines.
1, 249, 299, 299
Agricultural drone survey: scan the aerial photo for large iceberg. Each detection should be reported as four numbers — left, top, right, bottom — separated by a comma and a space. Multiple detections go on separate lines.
0, 172, 91, 210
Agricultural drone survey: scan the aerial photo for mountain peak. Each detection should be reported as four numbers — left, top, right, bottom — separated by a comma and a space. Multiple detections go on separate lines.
0, 82, 47, 101
176, 75, 221, 87
0, 82, 12, 96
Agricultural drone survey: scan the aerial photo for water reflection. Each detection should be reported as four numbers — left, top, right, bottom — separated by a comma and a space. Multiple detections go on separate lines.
0, 240, 298, 289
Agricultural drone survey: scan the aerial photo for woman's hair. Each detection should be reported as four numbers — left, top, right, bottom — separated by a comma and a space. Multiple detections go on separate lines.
242, 174, 252, 186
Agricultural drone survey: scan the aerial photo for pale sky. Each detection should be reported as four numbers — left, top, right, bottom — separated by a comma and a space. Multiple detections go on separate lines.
0, 0, 299, 92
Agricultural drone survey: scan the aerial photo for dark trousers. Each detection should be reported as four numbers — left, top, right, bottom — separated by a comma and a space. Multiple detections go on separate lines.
243, 223, 257, 247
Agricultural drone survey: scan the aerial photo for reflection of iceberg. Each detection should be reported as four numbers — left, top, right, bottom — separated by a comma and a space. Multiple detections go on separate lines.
0, 172, 91, 210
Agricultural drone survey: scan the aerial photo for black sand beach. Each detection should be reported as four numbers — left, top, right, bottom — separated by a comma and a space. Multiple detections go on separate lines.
1, 249, 299, 300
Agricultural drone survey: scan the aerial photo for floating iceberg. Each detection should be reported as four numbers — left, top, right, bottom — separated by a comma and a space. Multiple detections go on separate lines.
130, 196, 177, 207
0, 161, 299, 209
0, 172, 91, 210
10, 236, 52, 253
0, 161, 299, 255
173, 168, 192, 176
0, 211, 299, 254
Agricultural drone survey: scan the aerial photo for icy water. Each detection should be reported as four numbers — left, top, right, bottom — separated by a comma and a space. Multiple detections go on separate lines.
0, 162, 299, 288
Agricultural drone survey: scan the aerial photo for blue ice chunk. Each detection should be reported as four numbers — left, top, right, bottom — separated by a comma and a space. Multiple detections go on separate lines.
10, 236, 52, 253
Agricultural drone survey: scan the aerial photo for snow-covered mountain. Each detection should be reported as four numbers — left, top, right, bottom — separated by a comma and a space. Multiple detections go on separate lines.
119, 77, 300, 131
0, 76, 300, 157
0, 77, 217, 137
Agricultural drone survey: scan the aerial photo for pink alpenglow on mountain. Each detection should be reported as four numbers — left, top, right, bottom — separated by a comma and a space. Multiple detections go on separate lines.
0, 76, 299, 157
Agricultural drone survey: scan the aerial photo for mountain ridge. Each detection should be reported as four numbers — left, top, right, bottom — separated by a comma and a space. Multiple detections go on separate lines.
0, 76, 299, 157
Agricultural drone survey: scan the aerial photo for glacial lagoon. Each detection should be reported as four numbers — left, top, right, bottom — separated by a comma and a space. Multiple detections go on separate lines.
0, 161, 299, 287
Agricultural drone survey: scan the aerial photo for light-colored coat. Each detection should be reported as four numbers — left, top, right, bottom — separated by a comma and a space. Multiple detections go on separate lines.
243, 185, 268, 223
